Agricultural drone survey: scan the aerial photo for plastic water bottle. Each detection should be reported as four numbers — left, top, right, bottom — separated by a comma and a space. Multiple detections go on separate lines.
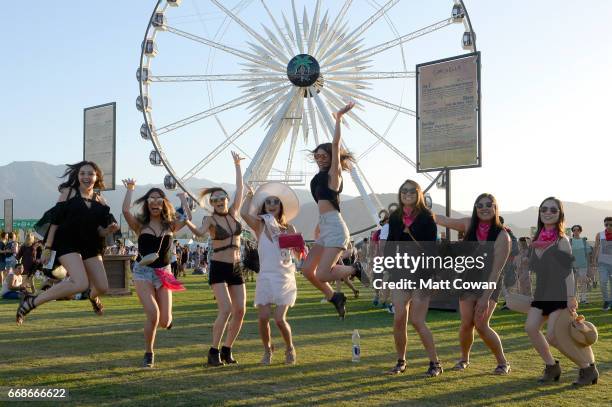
352, 329, 361, 362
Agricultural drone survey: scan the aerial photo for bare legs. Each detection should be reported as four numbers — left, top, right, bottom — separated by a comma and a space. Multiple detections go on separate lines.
392, 292, 439, 362
210, 283, 246, 349
458, 298, 507, 366
302, 245, 355, 300
258, 304, 293, 351
134, 281, 172, 353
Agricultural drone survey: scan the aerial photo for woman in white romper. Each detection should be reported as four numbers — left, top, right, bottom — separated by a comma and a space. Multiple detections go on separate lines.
241, 182, 301, 365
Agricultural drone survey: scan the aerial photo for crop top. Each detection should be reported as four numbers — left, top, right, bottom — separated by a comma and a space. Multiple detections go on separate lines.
310, 170, 342, 212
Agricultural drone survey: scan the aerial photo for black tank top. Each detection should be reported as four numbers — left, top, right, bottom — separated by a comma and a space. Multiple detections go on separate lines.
137, 233, 171, 268
310, 170, 343, 212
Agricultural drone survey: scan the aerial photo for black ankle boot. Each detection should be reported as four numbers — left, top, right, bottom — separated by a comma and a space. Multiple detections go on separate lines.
329, 292, 347, 319
207, 347, 223, 367
143, 352, 154, 368
220, 346, 237, 364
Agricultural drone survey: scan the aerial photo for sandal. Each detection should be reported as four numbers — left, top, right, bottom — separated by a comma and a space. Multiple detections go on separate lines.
89, 296, 104, 316
16, 293, 37, 325
353, 290, 360, 299
494, 363, 511, 375
387, 359, 407, 375
452, 360, 469, 371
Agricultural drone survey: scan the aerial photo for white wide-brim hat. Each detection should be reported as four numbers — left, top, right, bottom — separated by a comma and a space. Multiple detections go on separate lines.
249, 182, 300, 221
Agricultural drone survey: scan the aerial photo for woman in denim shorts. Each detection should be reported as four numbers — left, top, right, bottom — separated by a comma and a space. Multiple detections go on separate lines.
301, 102, 365, 319
122, 179, 189, 368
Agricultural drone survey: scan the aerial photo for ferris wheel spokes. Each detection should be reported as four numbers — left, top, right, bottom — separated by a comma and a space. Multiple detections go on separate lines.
148, 73, 286, 82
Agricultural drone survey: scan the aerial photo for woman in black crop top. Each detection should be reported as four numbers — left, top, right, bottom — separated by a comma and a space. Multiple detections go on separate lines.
524, 197, 597, 384
17, 161, 119, 325
301, 102, 365, 319
122, 179, 189, 368
185, 151, 246, 367
435, 193, 512, 375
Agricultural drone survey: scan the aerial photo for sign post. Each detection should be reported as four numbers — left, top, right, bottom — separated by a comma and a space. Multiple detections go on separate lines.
3, 199, 13, 233
84, 102, 117, 190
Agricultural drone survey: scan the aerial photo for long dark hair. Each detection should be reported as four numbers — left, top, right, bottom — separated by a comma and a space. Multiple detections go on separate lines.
58, 161, 105, 192
534, 196, 565, 240
133, 188, 176, 230
465, 193, 504, 241
311, 142, 355, 171
395, 179, 429, 219
258, 200, 287, 228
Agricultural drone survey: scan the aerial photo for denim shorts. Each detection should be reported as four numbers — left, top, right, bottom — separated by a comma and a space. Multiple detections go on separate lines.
315, 211, 350, 249
5, 256, 17, 269
132, 263, 170, 289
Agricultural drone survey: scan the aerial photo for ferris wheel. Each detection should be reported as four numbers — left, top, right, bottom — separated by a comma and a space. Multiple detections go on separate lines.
137, 0, 477, 225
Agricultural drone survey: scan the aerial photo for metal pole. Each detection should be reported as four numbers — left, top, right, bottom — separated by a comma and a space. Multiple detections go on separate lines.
445, 168, 451, 241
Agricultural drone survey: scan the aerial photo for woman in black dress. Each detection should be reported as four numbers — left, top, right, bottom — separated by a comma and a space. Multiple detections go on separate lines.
435, 193, 512, 374
16, 161, 118, 325
385, 180, 442, 376
524, 197, 597, 384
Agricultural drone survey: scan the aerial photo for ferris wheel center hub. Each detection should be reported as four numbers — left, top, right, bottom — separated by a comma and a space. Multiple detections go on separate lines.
286, 54, 320, 87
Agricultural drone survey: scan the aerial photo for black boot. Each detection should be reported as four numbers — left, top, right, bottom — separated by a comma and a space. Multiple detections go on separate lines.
329, 292, 347, 319
207, 347, 223, 367
143, 352, 154, 368
220, 346, 237, 364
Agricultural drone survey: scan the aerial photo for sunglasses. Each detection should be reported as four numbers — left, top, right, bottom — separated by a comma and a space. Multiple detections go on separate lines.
400, 187, 417, 195
539, 206, 559, 214
605, 223, 612, 227
475, 202, 493, 209
313, 153, 328, 160
265, 198, 281, 206
210, 195, 228, 204
147, 197, 164, 205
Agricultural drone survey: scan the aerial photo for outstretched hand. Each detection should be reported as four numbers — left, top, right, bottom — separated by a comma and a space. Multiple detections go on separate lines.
122, 178, 136, 191
231, 151, 244, 165
332, 101, 355, 121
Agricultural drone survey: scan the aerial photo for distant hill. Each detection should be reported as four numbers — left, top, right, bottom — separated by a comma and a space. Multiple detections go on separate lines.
0, 161, 608, 240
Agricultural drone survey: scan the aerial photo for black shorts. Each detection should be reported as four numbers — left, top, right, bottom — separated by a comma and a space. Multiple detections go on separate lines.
209, 260, 244, 286
531, 301, 567, 316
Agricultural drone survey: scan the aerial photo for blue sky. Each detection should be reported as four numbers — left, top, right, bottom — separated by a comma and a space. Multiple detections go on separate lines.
2, 1, 611, 211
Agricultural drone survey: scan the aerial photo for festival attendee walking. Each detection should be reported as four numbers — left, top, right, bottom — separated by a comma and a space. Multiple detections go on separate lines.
524, 197, 598, 385
593, 217, 612, 311
570, 225, 591, 304
16, 233, 40, 293
300, 102, 365, 319
241, 182, 301, 365
185, 151, 246, 367
386, 179, 442, 377
435, 193, 512, 375
17, 161, 118, 325
513, 237, 532, 296
122, 179, 188, 367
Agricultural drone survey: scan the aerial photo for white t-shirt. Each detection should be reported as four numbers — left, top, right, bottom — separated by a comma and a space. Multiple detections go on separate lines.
2, 271, 22, 295
380, 223, 390, 240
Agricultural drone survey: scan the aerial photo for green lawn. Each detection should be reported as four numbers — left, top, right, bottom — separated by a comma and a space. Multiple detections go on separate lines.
1, 274, 610, 406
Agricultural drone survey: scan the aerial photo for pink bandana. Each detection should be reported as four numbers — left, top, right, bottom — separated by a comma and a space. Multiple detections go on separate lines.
155, 268, 186, 291
403, 207, 416, 227
476, 222, 490, 241
532, 228, 558, 249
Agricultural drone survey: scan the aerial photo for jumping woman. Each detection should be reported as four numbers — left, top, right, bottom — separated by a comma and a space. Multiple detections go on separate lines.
17, 161, 118, 324
241, 182, 300, 365
435, 193, 512, 375
185, 151, 245, 367
122, 179, 189, 367
301, 102, 364, 319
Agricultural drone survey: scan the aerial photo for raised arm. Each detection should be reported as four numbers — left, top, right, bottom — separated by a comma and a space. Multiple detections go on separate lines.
172, 191, 191, 233
240, 184, 262, 236
230, 151, 244, 216
329, 102, 354, 191
121, 179, 142, 234
433, 214, 471, 233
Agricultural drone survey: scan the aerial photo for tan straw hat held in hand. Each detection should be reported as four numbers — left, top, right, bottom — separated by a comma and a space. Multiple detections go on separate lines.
553, 309, 598, 366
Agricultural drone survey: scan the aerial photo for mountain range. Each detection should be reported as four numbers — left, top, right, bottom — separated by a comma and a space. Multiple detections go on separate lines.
1, 161, 610, 240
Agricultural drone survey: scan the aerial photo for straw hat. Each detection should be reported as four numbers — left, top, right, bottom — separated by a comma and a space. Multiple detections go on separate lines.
249, 182, 300, 221
502, 288, 532, 314
553, 309, 598, 366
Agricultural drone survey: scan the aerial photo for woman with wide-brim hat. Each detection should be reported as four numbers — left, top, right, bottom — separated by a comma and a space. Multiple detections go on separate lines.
241, 182, 301, 365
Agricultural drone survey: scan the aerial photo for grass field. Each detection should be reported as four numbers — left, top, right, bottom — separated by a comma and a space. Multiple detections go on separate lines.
1, 274, 610, 406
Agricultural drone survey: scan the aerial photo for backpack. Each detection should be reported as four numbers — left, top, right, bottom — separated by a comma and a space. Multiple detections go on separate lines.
241, 240, 260, 273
